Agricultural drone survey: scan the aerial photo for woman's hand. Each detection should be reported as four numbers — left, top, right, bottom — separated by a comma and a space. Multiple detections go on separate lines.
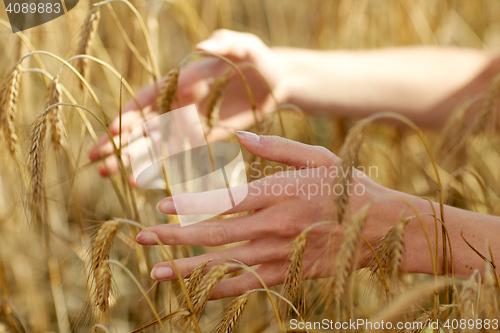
88, 30, 287, 177
135, 132, 388, 299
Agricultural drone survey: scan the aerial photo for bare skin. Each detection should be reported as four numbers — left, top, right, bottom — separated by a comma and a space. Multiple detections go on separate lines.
136, 132, 499, 299
89, 30, 500, 299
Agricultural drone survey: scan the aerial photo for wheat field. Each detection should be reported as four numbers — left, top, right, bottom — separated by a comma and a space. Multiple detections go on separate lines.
0, 0, 500, 332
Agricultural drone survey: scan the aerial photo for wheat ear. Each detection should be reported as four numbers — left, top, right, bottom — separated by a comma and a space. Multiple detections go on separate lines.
334, 123, 365, 224
191, 265, 227, 317
94, 262, 112, 314
332, 203, 371, 305
47, 76, 67, 151
460, 269, 481, 320
481, 264, 499, 322
375, 211, 407, 283
28, 114, 48, 229
207, 68, 232, 132
159, 68, 180, 114
475, 71, 500, 134
76, 8, 101, 90
282, 231, 308, 304
0, 64, 22, 156
91, 221, 119, 314
213, 292, 250, 333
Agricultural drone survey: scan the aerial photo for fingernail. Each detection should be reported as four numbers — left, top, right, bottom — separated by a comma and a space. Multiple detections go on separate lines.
236, 131, 260, 143
196, 39, 218, 51
157, 197, 176, 214
151, 266, 173, 280
136, 230, 156, 243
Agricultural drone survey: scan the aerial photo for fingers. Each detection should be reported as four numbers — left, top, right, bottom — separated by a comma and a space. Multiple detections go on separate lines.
236, 131, 337, 168
136, 211, 271, 246
148, 242, 257, 281
196, 29, 267, 63
210, 263, 287, 299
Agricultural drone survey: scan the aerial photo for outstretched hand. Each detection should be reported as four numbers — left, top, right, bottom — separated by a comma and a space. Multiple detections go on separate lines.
136, 132, 386, 299
89, 30, 286, 177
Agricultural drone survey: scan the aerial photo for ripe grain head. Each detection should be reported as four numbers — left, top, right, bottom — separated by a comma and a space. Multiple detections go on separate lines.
47, 76, 67, 151
213, 292, 250, 333
76, 8, 101, 90
159, 68, 180, 114
0, 64, 22, 156
334, 123, 365, 224
207, 68, 231, 131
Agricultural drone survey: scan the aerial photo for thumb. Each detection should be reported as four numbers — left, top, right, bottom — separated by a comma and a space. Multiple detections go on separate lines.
196, 29, 267, 62
235, 131, 337, 169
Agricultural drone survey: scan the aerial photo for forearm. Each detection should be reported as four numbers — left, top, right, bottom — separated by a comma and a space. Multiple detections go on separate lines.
274, 46, 500, 128
369, 187, 500, 278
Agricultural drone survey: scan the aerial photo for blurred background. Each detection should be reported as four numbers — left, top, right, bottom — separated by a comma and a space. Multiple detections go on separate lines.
0, 0, 499, 332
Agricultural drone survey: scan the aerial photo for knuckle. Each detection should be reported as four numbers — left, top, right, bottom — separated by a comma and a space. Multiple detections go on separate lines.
161, 228, 178, 244
314, 146, 336, 165
205, 225, 229, 246
212, 29, 231, 39
274, 218, 300, 238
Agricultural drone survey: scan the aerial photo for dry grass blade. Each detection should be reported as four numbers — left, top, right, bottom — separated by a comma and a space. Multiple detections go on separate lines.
213, 292, 250, 333
333, 123, 365, 224
28, 114, 48, 230
282, 231, 308, 305
159, 68, 180, 114
131, 309, 190, 333
207, 68, 232, 131
47, 76, 67, 151
76, 8, 101, 90
0, 64, 22, 156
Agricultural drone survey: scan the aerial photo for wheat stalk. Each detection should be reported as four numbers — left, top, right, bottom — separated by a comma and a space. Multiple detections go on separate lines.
159, 68, 180, 114
213, 292, 250, 333
47, 76, 67, 151
0, 64, 22, 156
76, 8, 101, 90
